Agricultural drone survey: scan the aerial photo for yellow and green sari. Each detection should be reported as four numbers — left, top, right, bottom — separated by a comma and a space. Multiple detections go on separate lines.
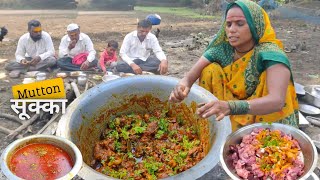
200, 0, 299, 131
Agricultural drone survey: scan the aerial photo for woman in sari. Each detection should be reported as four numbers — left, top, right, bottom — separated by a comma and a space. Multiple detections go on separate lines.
169, 0, 299, 131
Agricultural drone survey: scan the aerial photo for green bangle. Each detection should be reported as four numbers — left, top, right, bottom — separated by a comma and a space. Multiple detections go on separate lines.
227, 100, 250, 115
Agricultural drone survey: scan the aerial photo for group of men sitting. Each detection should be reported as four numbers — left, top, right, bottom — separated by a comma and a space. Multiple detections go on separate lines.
5, 19, 168, 78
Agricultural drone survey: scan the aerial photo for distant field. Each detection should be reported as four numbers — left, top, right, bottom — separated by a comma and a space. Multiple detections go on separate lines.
134, 6, 214, 19
0, 0, 23, 8
0, 0, 78, 9
0, 1, 213, 17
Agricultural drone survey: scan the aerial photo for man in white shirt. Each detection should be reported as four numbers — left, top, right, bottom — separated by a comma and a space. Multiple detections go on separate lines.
5, 20, 56, 77
116, 19, 168, 75
57, 23, 97, 71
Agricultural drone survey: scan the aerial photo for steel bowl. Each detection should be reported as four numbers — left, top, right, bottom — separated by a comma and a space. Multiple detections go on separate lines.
220, 123, 318, 180
25, 71, 40, 78
22, 77, 36, 84
102, 74, 120, 83
57, 72, 68, 78
70, 71, 82, 77
36, 72, 46, 81
303, 85, 320, 108
77, 73, 88, 86
1, 134, 83, 180
56, 75, 232, 180
299, 104, 320, 116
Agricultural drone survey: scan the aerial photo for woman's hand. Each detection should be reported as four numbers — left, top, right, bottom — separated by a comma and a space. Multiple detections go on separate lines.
169, 83, 190, 103
196, 100, 230, 121
169, 56, 211, 103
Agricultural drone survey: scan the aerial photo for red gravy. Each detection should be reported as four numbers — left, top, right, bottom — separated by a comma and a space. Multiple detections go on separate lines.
9, 143, 73, 180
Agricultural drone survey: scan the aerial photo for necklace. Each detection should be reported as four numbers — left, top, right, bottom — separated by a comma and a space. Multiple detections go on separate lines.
235, 47, 253, 54
233, 46, 254, 60
234, 51, 241, 60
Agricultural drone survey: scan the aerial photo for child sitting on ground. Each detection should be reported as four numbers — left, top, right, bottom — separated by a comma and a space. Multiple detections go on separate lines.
99, 40, 118, 74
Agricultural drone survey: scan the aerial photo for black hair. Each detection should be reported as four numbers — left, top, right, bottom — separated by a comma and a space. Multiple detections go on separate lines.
107, 40, 119, 49
226, 4, 241, 16
28, 20, 41, 31
137, 19, 152, 28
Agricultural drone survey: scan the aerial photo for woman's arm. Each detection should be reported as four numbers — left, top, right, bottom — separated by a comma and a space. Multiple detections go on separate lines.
247, 63, 290, 114
169, 56, 211, 102
197, 63, 290, 120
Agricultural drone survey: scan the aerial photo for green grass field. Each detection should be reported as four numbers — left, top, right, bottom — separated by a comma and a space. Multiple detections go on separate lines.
135, 6, 214, 19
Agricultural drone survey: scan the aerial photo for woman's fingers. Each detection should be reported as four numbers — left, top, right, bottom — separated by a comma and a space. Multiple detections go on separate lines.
197, 103, 206, 108
216, 113, 225, 121
201, 107, 220, 118
197, 102, 215, 117
169, 89, 183, 102
170, 85, 188, 102
196, 101, 229, 119
176, 85, 185, 98
181, 85, 190, 97
169, 91, 180, 102
173, 87, 182, 100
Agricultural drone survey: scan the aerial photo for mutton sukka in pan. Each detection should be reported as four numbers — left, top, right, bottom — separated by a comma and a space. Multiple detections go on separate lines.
91, 97, 209, 180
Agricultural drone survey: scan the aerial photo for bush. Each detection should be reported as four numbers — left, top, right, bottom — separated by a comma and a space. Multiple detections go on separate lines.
179, 0, 192, 6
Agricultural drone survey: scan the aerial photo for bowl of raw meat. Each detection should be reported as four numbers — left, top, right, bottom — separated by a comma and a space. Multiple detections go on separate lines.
220, 123, 318, 180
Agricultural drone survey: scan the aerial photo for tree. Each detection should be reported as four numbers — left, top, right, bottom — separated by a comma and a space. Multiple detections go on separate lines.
23, 0, 78, 9
179, 0, 192, 6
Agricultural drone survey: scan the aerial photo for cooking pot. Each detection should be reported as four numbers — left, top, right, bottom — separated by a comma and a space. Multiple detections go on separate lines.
56, 75, 232, 180
303, 85, 320, 108
294, 82, 305, 96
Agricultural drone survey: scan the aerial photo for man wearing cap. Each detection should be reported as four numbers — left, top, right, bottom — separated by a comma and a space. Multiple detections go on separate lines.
116, 19, 168, 75
5, 20, 56, 78
57, 23, 97, 71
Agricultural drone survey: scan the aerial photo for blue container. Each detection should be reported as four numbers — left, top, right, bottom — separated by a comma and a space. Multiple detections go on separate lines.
146, 14, 161, 25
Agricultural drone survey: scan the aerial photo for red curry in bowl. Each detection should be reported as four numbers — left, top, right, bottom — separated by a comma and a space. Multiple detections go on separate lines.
9, 143, 73, 180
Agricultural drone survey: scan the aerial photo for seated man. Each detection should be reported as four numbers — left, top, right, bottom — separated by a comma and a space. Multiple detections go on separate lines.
5, 20, 56, 77
57, 23, 97, 71
116, 19, 168, 75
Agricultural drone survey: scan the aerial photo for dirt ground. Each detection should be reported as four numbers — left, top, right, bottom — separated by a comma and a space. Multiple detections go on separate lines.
0, 9, 319, 80
0, 7, 319, 179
